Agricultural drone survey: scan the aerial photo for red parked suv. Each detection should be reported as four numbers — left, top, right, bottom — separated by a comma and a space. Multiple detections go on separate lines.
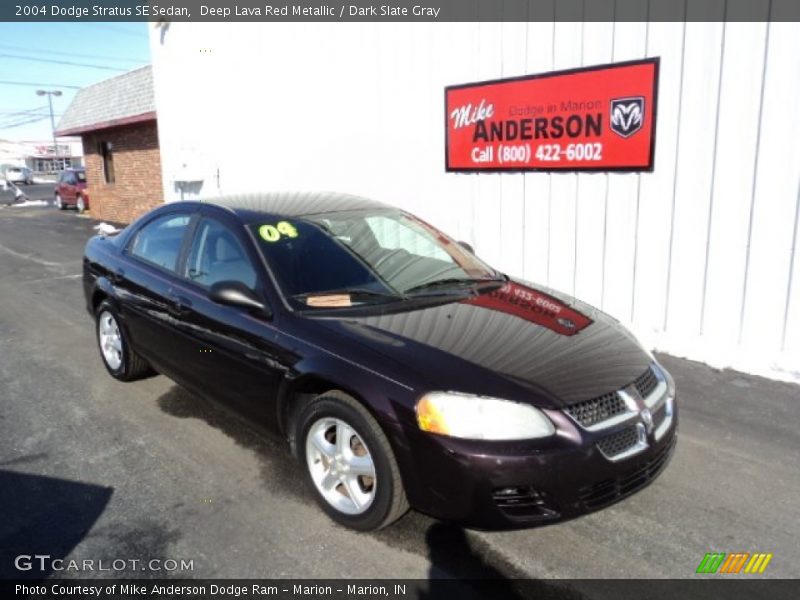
55, 168, 90, 213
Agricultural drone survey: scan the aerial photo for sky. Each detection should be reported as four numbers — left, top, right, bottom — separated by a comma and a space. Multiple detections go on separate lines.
0, 22, 150, 142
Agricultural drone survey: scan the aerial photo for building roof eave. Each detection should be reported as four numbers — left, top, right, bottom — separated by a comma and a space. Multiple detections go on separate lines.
55, 111, 157, 137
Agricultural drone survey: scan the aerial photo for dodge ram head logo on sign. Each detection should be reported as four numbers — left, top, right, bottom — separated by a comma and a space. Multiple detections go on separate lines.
610, 97, 645, 138
445, 58, 659, 172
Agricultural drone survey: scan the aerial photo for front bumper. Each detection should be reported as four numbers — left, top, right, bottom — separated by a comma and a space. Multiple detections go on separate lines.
393, 382, 678, 529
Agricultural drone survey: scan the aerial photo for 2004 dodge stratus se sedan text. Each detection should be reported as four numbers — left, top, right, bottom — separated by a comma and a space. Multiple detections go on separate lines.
83, 192, 677, 530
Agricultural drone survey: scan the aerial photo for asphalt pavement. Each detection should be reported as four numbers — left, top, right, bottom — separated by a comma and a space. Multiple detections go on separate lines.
0, 204, 798, 586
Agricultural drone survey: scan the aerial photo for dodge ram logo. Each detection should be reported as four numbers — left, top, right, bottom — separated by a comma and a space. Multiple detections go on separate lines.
640, 408, 654, 434
610, 97, 645, 138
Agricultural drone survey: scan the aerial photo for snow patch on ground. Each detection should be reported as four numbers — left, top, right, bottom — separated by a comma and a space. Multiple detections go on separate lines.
93, 222, 121, 235
9, 200, 50, 208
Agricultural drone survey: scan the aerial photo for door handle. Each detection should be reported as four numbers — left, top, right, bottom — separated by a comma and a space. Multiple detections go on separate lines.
166, 292, 192, 317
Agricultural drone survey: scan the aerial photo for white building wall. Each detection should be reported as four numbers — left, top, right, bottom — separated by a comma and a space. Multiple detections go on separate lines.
149, 21, 800, 382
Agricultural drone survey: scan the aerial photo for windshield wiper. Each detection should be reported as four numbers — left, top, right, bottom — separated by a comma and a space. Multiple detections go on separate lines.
293, 287, 404, 305
404, 276, 506, 296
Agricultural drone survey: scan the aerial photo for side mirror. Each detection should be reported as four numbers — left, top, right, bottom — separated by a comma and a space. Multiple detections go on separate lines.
458, 240, 475, 254
208, 281, 271, 318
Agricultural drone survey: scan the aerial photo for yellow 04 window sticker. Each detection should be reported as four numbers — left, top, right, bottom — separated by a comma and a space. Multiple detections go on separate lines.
259, 221, 299, 242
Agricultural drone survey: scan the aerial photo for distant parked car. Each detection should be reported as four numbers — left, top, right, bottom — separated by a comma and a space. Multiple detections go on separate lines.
5, 166, 33, 185
55, 168, 89, 213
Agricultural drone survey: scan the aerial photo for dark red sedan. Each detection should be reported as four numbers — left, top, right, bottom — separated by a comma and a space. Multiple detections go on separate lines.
82, 192, 677, 531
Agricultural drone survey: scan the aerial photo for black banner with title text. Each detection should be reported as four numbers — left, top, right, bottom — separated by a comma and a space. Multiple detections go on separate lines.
4, 579, 800, 600
1, 0, 796, 22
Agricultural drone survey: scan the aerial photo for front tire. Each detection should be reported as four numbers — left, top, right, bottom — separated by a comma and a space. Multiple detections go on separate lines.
55, 194, 65, 210
76, 195, 86, 213
95, 301, 151, 381
297, 391, 408, 530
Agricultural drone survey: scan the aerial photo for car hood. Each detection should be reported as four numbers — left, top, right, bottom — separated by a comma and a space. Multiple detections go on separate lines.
316, 279, 651, 407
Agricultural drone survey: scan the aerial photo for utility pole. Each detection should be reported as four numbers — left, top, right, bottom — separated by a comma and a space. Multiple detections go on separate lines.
36, 89, 62, 171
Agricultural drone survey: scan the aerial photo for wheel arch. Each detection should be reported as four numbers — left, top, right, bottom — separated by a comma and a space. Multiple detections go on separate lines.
276, 359, 410, 458
90, 277, 118, 313
91, 288, 109, 313
278, 373, 377, 456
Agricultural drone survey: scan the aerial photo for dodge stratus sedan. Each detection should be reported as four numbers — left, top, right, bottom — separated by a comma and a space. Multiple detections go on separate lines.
83, 192, 677, 530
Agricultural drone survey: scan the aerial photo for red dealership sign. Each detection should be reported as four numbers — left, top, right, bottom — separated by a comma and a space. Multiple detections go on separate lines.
468, 281, 593, 336
445, 58, 659, 172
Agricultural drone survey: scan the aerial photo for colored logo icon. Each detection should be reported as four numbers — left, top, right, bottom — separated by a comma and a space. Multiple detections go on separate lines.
696, 552, 773, 574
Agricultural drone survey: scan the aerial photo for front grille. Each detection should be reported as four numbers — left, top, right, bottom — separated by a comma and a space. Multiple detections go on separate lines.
652, 403, 667, 431
492, 486, 559, 520
596, 425, 641, 458
565, 365, 658, 429
634, 366, 659, 399
579, 438, 675, 510
565, 391, 628, 428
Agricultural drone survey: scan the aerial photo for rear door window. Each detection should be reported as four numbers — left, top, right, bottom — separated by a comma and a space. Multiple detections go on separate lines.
128, 213, 191, 272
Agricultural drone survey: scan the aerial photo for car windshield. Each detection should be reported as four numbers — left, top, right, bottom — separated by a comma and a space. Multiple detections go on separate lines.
249, 208, 502, 310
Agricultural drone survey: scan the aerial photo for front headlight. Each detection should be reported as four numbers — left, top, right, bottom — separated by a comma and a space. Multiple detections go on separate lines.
416, 391, 555, 440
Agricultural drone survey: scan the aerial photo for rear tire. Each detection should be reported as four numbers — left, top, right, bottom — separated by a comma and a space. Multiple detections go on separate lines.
297, 390, 408, 530
95, 300, 151, 381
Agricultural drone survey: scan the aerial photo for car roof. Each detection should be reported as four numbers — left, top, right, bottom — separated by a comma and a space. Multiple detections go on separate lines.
204, 191, 391, 222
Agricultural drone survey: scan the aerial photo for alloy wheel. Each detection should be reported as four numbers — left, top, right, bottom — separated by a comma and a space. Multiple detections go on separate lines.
98, 310, 123, 370
305, 417, 377, 515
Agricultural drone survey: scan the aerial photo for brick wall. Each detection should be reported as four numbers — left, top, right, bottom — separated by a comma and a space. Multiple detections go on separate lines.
82, 121, 163, 224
